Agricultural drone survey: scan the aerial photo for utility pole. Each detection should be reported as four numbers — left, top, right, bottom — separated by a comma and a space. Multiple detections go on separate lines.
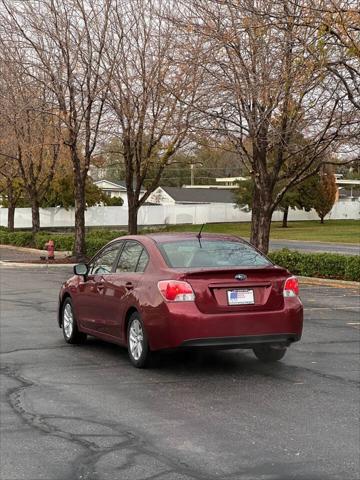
190, 162, 203, 186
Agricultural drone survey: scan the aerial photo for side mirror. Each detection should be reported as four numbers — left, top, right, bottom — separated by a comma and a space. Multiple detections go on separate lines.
74, 263, 89, 277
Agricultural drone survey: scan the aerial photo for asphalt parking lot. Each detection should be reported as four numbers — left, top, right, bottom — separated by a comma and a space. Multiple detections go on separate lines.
0, 266, 359, 480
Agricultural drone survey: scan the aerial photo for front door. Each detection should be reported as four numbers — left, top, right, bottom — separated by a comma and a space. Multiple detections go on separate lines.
76, 242, 123, 332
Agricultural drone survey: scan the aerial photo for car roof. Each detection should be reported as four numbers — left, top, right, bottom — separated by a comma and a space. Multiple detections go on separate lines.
145, 232, 245, 243
105, 232, 247, 246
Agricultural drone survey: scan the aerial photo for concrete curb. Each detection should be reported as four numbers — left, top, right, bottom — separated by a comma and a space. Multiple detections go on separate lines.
0, 261, 75, 268
0, 244, 71, 256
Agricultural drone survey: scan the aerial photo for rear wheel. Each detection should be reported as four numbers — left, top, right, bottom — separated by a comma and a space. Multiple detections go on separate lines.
62, 298, 87, 344
253, 344, 287, 362
127, 312, 151, 368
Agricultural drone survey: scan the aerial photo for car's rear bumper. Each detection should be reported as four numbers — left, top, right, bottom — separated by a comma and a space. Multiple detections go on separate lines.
147, 298, 303, 351
180, 333, 300, 349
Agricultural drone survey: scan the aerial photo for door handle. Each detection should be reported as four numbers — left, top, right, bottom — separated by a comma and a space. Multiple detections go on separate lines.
125, 282, 134, 290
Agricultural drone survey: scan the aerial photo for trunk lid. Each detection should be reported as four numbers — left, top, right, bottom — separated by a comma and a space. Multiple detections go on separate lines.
182, 267, 288, 314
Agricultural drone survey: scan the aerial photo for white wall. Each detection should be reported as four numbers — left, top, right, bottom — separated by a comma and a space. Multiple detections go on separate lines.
0, 200, 359, 229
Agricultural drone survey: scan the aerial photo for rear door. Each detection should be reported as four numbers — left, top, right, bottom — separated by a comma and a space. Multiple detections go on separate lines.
101, 241, 149, 339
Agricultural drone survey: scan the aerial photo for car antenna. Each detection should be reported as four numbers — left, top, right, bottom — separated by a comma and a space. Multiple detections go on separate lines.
196, 223, 205, 248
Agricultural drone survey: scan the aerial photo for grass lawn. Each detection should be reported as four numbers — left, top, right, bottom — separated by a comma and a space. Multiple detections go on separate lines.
163, 220, 360, 244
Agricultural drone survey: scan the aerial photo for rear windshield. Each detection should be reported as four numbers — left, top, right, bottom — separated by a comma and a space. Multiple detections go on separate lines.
158, 239, 271, 268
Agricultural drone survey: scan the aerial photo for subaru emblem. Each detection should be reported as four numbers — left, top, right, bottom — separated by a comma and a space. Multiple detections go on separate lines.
235, 274, 247, 281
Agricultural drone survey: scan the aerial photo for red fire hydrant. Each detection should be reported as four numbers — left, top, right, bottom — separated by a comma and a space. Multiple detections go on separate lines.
45, 240, 55, 260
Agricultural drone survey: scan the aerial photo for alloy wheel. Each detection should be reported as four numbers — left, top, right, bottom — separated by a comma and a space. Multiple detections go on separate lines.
63, 303, 74, 339
129, 318, 144, 361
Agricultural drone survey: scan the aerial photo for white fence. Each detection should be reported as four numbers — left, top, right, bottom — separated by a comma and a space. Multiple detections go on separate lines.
0, 200, 359, 229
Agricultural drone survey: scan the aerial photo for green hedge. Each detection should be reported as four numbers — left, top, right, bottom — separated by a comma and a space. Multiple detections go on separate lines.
84, 230, 127, 257
269, 249, 360, 282
0, 229, 125, 257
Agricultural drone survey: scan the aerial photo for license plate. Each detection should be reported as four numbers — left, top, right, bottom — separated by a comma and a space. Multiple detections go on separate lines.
227, 289, 254, 305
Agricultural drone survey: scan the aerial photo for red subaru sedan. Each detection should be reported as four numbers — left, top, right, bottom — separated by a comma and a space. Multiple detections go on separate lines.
58, 233, 303, 368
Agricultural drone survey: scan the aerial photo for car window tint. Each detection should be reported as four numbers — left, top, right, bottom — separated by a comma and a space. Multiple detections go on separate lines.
116, 241, 143, 273
158, 240, 271, 268
89, 244, 121, 275
136, 248, 149, 272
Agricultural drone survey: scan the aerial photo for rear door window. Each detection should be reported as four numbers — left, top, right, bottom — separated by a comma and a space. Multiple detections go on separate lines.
116, 241, 148, 273
136, 249, 149, 272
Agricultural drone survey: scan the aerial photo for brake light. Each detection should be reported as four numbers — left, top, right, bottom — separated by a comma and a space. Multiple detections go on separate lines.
158, 280, 195, 302
283, 276, 299, 297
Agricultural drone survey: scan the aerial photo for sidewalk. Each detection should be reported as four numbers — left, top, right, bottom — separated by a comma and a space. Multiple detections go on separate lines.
0, 245, 71, 263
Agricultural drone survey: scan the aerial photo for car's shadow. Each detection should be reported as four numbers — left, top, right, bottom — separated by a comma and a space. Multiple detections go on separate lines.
79, 336, 289, 380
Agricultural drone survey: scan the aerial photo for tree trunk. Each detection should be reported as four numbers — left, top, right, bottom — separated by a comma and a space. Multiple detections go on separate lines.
7, 203, 15, 231
320, 216, 324, 224
128, 200, 139, 234
31, 196, 40, 233
6, 179, 15, 231
282, 206, 289, 228
250, 186, 273, 254
73, 178, 86, 260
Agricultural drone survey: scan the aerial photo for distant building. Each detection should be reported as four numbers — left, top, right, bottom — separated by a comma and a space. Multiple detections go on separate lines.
147, 186, 236, 205
93, 180, 145, 206
336, 179, 360, 200
215, 176, 248, 186
215, 176, 360, 201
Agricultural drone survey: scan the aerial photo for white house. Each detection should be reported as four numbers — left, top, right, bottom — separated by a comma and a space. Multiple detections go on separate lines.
93, 179, 146, 206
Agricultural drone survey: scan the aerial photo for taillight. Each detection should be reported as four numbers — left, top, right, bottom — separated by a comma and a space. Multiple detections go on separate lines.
283, 276, 299, 297
158, 280, 195, 302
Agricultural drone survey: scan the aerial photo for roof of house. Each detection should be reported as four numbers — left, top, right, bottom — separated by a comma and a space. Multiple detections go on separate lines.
94, 179, 126, 190
108, 180, 126, 188
160, 186, 236, 204
94, 179, 145, 192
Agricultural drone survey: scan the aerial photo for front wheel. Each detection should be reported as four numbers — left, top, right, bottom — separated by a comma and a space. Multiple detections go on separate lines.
127, 313, 151, 368
253, 344, 287, 362
62, 298, 87, 344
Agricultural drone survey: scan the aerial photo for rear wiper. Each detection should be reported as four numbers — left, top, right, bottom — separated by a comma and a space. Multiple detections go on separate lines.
196, 223, 206, 248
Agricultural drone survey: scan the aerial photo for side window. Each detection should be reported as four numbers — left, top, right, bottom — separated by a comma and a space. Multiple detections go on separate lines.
89, 243, 122, 275
136, 249, 149, 272
116, 241, 145, 273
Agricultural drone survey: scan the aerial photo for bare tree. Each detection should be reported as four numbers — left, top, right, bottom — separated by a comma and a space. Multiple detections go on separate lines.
178, 0, 357, 252
0, 158, 22, 231
310, 0, 360, 111
1, 0, 113, 257
0, 55, 61, 233
105, 0, 203, 233
0, 103, 20, 231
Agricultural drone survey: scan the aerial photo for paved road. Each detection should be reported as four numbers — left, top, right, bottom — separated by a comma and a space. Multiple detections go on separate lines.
268, 240, 359, 256
1, 266, 359, 480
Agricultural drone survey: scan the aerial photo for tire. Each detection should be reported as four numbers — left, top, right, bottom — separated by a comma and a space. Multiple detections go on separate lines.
127, 312, 151, 368
253, 344, 287, 363
61, 298, 87, 344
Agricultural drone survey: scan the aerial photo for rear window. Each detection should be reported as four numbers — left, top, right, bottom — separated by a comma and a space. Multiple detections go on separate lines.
158, 239, 271, 268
